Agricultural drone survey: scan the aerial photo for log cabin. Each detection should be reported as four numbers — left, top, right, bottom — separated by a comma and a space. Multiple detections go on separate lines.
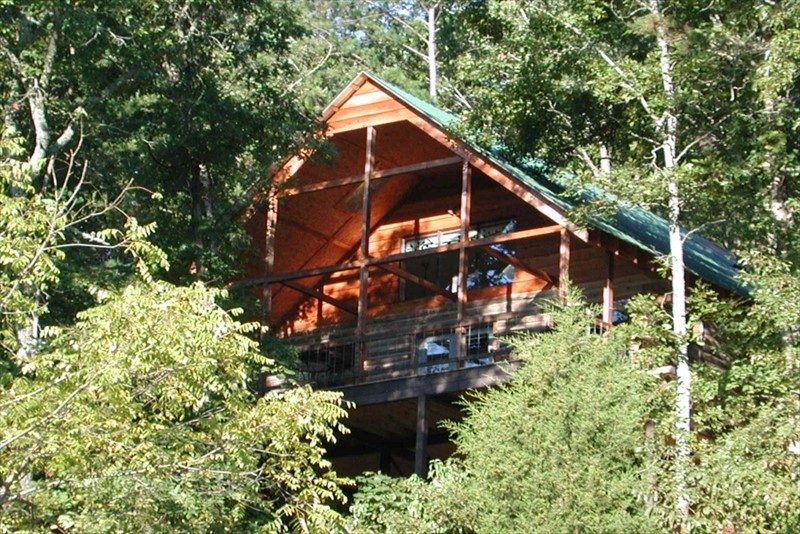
240, 72, 745, 477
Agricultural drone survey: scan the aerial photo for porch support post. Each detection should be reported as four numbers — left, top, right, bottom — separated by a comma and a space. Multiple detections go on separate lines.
379, 449, 392, 475
258, 187, 278, 394
602, 250, 615, 325
415, 393, 429, 477
559, 227, 571, 299
357, 126, 376, 375
456, 160, 472, 362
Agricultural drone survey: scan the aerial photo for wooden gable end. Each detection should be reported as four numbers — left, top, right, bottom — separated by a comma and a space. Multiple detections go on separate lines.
325, 81, 418, 134
254, 83, 466, 331
245, 74, 667, 336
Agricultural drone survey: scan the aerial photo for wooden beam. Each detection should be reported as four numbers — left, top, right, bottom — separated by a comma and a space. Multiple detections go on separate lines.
281, 217, 351, 250
376, 263, 457, 301
414, 394, 429, 477
280, 280, 357, 315
358, 126, 376, 373
279, 156, 462, 196
371, 225, 563, 266
239, 225, 563, 287
241, 261, 362, 286
457, 161, 472, 361
479, 245, 554, 285
329, 98, 405, 123
339, 89, 391, 108
327, 107, 416, 134
337, 360, 522, 405
559, 227, 571, 299
271, 149, 313, 188
602, 250, 615, 325
271, 175, 420, 329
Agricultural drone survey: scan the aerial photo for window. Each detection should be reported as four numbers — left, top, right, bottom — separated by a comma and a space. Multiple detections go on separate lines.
401, 219, 518, 301
417, 332, 457, 374
416, 326, 503, 374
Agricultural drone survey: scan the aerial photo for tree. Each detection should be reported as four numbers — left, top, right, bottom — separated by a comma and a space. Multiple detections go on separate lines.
0, 120, 164, 363
0, 282, 349, 532
0, 6, 354, 529
350, 294, 661, 533
444, 1, 800, 526
1, 1, 315, 294
682, 270, 800, 532
289, 1, 470, 111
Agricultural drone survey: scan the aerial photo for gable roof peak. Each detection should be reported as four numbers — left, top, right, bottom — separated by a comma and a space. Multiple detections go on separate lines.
318, 73, 748, 296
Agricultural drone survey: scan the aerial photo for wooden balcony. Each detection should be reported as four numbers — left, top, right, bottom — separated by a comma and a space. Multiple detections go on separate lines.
281, 288, 555, 403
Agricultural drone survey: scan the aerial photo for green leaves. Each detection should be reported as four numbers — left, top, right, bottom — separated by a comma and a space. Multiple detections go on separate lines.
0, 282, 349, 532
350, 293, 661, 533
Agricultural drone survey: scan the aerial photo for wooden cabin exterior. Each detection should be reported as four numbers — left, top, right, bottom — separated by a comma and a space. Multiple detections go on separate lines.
241, 73, 743, 477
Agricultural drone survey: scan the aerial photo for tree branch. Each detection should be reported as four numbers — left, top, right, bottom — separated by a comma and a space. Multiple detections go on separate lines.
526, 6, 657, 120
40, 11, 63, 90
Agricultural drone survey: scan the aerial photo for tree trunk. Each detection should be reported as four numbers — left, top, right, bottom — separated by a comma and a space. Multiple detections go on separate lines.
15, 296, 41, 360
650, 0, 691, 528
599, 143, 611, 174
189, 163, 213, 278
762, 95, 794, 247
426, 4, 437, 99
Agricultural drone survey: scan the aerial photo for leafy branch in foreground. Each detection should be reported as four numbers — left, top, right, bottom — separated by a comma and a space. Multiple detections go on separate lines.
0, 282, 350, 533
0, 125, 167, 360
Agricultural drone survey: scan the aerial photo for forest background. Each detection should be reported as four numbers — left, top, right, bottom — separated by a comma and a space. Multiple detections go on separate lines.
0, 1, 798, 532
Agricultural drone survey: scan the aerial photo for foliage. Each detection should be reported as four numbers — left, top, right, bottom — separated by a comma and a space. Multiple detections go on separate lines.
0, 125, 167, 359
445, 0, 800, 252
347, 462, 467, 534
683, 269, 800, 532
439, 1, 800, 528
3, 1, 800, 531
1, 0, 316, 305
349, 287, 800, 532
289, 1, 468, 110
443, 296, 660, 533
350, 293, 662, 533
0, 282, 349, 532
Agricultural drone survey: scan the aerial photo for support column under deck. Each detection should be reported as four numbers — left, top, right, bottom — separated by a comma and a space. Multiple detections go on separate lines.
415, 393, 429, 477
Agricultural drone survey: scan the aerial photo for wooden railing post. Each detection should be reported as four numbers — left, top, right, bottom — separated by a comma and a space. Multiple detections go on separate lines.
357, 126, 376, 377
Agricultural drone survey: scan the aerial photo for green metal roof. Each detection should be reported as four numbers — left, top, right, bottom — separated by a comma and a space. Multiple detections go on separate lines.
362, 73, 748, 297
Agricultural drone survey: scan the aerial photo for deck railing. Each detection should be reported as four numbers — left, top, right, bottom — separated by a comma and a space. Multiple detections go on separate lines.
288, 290, 555, 387
295, 327, 515, 388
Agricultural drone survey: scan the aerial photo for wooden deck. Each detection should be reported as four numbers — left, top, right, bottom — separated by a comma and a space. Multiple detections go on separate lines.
282, 288, 555, 394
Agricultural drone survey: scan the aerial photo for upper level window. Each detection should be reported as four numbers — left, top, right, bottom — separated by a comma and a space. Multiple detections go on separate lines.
400, 220, 518, 301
